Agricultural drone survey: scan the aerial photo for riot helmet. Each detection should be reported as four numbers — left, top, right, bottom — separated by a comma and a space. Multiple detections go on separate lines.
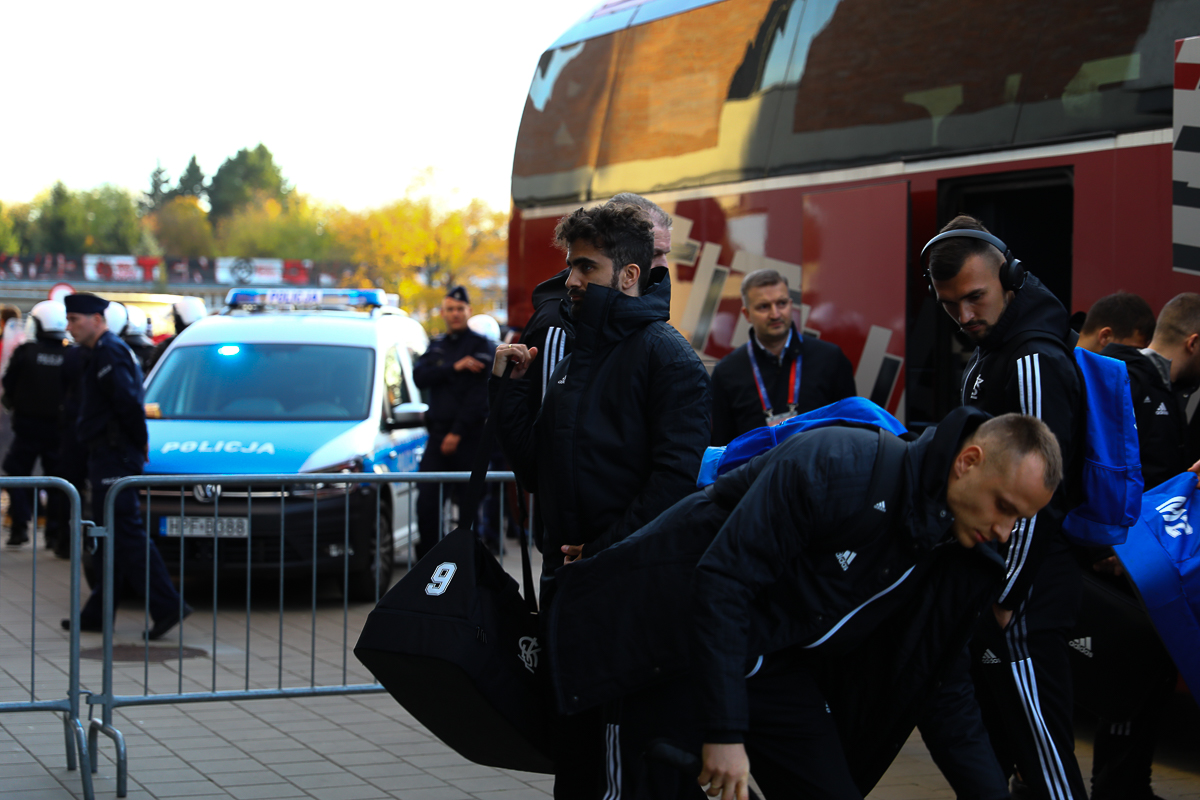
26, 300, 67, 338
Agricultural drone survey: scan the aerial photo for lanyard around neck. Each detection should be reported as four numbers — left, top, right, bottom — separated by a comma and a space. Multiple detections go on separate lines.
747, 331, 801, 415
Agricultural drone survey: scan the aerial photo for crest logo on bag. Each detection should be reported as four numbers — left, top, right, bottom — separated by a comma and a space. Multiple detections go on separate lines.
518, 636, 541, 673
1155, 496, 1193, 538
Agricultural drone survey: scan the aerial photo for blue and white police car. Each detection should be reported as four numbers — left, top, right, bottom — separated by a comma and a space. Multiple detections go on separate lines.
142, 288, 429, 601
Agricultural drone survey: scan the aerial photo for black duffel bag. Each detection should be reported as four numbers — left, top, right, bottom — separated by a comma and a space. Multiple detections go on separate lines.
354, 364, 555, 773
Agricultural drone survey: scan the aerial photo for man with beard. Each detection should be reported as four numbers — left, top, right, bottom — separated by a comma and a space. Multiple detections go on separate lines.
927, 216, 1085, 800
492, 201, 710, 798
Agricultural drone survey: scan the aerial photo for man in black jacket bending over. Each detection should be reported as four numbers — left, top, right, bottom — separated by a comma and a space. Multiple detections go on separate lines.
492, 202, 710, 797
695, 411, 1060, 800
928, 215, 1085, 799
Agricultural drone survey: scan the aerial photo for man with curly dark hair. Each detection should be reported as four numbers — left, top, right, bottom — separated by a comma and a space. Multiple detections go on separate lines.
492, 200, 711, 799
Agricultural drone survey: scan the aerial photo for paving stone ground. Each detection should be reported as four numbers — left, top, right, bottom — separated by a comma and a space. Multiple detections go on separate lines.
1, 530, 1196, 799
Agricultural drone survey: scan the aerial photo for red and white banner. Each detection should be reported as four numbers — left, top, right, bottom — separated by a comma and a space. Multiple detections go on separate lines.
84, 254, 157, 282
215, 257, 285, 285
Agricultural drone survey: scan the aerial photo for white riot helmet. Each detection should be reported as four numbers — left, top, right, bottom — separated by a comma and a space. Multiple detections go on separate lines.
124, 305, 149, 338
27, 300, 67, 338
173, 297, 207, 333
467, 314, 501, 342
104, 302, 128, 336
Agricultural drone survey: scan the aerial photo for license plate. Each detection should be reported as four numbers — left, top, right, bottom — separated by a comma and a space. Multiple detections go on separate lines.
160, 516, 250, 538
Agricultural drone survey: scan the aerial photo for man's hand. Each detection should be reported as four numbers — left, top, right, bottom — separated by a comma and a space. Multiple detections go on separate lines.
440, 432, 461, 455
993, 603, 1013, 630
454, 355, 486, 373
1093, 555, 1125, 577
698, 743, 750, 800
144, 443, 150, 464
493, 344, 539, 379
562, 543, 583, 565
1189, 458, 1200, 486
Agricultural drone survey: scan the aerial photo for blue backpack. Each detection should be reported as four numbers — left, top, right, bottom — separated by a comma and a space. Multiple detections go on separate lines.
1060, 346, 1143, 546
697, 396, 908, 487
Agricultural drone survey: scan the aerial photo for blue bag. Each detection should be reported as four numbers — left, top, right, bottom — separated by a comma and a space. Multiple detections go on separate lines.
697, 397, 907, 486
1061, 347, 1143, 547
1114, 472, 1200, 693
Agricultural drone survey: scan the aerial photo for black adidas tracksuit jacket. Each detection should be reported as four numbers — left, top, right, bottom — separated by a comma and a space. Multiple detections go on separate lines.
1101, 343, 1189, 490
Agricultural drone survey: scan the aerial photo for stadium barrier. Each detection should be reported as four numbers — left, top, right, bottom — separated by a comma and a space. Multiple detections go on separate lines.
85, 470, 526, 797
0, 476, 94, 800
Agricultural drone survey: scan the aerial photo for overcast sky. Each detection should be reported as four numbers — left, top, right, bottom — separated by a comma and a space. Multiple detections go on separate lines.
1, 0, 600, 212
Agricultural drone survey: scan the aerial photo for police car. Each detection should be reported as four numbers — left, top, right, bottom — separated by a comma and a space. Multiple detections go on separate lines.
142, 288, 429, 601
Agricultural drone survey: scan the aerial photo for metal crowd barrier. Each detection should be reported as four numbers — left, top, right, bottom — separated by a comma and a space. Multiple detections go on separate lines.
0, 476, 93, 800
89, 470, 526, 798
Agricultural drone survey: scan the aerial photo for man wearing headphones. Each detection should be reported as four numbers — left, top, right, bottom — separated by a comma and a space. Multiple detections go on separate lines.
926, 215, 1085, 800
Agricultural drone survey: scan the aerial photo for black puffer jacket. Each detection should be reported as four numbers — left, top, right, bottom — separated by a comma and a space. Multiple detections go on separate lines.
960, 273, 1081, 608
492, 267, 711, 594
1101, 343, 1189, 490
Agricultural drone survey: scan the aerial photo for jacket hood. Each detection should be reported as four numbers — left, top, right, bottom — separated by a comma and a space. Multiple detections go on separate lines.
978, 274, 1070, 354
1102, 343, 1169, 392
565, 266, 672, 350
907, 405, 990, 550
532, 268, 569, 309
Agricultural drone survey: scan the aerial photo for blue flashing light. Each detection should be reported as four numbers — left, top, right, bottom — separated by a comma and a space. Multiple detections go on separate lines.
217, 345, 240, 356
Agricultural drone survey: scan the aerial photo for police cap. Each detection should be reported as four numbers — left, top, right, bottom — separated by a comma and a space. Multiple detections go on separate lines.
64, 293, 109, 316
445, 286, 470, 305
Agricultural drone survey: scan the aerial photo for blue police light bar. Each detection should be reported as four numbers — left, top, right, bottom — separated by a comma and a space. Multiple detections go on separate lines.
224, 288, 387, 308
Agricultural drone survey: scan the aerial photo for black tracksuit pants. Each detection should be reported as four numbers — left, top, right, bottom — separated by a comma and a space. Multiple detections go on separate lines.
971, 550, 1087, 800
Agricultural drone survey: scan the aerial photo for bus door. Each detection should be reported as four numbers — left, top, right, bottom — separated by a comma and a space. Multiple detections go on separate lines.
907, 167, 1075, 426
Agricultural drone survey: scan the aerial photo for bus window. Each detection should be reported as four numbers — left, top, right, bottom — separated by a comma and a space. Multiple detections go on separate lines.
591, 0, 785, 197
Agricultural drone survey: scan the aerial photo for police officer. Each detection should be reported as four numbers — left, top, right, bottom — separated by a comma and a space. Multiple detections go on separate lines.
62, 293, 190, 640
121, 304, 157, 375
412, 287, 495, 559
1, 301, 68, 549
148, 296, 207, 371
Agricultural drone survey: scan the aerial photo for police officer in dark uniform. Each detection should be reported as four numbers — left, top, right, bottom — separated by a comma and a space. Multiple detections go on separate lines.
62, 293, 190, 640
121, 305, 158, 375
2, 301, 69, 549
412, 286, 494, 559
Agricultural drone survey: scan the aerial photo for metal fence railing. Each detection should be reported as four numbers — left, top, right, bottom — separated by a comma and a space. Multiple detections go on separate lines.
0, 476, 93, 800
85, 470, 526, 798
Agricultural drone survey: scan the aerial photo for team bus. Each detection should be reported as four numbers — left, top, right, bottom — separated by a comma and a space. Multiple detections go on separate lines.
508, 0, 1200, 427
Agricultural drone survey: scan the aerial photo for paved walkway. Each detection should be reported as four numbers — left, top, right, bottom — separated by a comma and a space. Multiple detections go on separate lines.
1, 533, 1197, 800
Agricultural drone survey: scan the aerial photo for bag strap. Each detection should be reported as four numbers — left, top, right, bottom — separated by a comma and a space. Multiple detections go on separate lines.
811, 429, 907, 554
457, 361, 539, 614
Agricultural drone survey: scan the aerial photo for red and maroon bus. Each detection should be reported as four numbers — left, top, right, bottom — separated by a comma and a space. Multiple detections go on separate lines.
508, 0, 1199, 427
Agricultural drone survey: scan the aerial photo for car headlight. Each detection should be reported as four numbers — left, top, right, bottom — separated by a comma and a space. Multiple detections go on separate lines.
291, 458, 367, 498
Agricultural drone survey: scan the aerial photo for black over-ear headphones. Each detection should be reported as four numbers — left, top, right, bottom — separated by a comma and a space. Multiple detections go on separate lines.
921, 229, 1026, 298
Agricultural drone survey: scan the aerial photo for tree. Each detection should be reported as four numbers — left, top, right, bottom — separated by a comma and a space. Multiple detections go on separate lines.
333, 195, 507, 330
0, 203, 19, 255
207, 144, 289, 223
80, 186, 141, 253
176, 156, 206, 199
150, 196, 216, 257
215, 193, 344, 261
32, 182, 88, 253
140, 162, 172, 216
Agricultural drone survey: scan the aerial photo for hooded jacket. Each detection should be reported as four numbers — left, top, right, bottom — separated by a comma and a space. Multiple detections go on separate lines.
1101, 343, 1189, 490
959, 273, 1081, 609
492, 267, 711, 595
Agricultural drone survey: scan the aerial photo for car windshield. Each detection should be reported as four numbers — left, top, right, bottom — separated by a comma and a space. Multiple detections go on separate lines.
146, 343, 374, 421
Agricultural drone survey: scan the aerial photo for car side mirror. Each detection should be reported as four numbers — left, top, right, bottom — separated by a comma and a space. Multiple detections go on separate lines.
389, 402, 427, 429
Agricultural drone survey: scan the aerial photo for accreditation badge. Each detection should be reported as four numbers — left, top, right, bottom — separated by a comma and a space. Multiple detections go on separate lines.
765, 410, 797, 427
